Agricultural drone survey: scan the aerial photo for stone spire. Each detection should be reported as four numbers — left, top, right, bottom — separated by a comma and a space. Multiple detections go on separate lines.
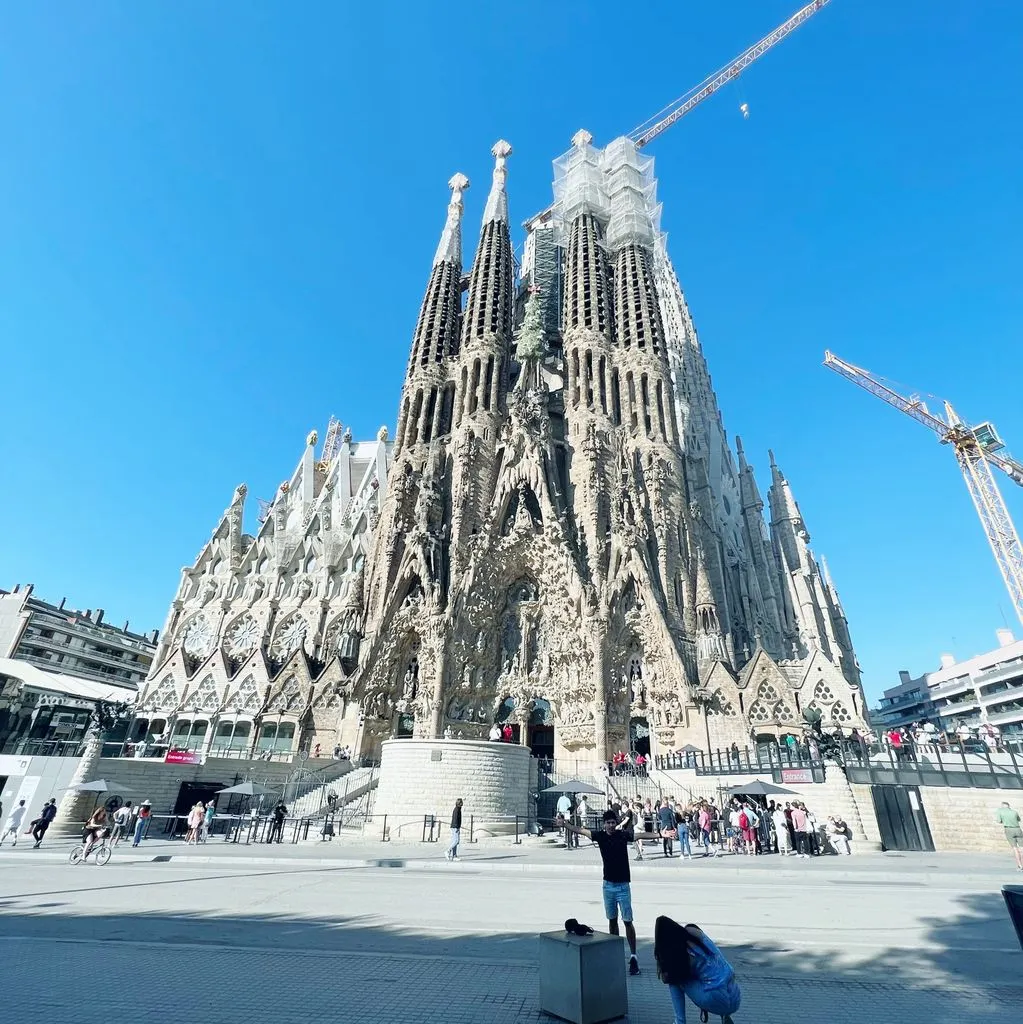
768, 450, 804, 534
694, 539, 727, 667
461, 141, 514, 352
482, 139, 512, 225
433, 172, 469, 266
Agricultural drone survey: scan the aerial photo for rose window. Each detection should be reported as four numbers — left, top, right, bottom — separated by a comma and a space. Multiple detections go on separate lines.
182, 617, 215, 659
271, 616, 308, 659
225, 616, 261, 660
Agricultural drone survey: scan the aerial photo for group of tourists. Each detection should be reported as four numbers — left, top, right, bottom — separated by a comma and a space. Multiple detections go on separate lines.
0, 797, 56, 848
610, 750, 649, 776
184, 800, 217, 844
558, 793, 854, 860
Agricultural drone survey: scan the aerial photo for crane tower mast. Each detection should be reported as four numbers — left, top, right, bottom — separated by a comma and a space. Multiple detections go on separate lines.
824, 351, 1023, 626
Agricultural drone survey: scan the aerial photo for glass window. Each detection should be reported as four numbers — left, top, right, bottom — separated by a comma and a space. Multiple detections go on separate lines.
256, 722, 277, 751
275, 721, 295, 752
230, 721, 251, 750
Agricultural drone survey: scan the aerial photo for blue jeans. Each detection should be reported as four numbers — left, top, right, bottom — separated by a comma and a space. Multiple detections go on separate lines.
678, 831, 692, 857
132, 819, 146, 846
448, 827, 460, 857
668, 980, 741, 1023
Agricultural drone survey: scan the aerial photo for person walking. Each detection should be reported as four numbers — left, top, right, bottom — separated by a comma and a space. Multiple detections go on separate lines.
562, 810, 641, 975
111, 801, 133, 846
556, 792, 575, 849
0, 799, 27, 846
676, 805, 693, 861
201, 800, 216, 842
268, 801, 287, 843
446, 797, 463, 861
186, 802, 204, 845
131, 800, 152, 847
31, 798, 58, 848
697, 803, 713, 857
657, 800, 676, 858
996, 801, 1023, 871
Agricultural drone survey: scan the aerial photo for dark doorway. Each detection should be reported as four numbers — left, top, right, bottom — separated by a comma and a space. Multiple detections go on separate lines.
630, 717, 651, 757
396, 713, 415, 738
528, 699, 554, 760
169, 781, 227, 835
870, 784, 934, 852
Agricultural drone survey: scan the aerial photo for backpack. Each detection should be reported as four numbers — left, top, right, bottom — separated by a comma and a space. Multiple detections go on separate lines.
738, 811, 749, 830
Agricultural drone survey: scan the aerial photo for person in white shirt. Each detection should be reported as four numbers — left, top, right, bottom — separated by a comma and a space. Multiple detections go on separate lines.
111, 801, 133, 845
576, 796, 590, 831
488, 723, 502, 741
0, 799, 27, 847
772, 806, 791, 855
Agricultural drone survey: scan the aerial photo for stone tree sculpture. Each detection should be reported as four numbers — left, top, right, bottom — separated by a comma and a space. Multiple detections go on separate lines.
54, 699, 134, 834
802, 706, 846, 767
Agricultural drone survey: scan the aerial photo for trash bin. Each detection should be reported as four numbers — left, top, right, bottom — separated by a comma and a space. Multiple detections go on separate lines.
1002, 886, 1023, 951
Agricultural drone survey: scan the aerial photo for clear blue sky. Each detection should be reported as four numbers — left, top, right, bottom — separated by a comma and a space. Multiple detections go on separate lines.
2, 2, 1021, 702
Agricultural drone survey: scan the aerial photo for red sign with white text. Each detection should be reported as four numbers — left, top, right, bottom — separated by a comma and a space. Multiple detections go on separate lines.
780, 768, 813, 785
164, 748, 203, 765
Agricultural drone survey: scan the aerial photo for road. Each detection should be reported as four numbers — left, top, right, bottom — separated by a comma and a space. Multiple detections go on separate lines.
0, 851, 1018, 1022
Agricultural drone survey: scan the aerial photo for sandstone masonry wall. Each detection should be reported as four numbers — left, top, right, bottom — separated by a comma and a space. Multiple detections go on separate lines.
92, 756, 352, 814
374, 739, 529, 829
919, 786, 1017, 853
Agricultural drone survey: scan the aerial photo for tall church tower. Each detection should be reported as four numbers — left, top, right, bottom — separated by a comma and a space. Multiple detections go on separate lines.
349, 130, 868, 763
353, 136, 705, 762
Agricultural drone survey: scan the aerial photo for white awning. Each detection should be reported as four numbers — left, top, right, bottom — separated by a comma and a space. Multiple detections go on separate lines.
0, 657, 137, 704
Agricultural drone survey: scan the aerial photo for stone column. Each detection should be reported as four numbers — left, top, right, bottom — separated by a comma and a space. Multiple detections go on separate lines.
592, 623, 609, 764
428, 613, 448, 739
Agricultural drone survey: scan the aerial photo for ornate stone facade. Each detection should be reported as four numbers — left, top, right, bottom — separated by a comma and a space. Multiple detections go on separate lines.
138, 131, 867, 764
134, 426, 390, 757
351, 133, 867, 763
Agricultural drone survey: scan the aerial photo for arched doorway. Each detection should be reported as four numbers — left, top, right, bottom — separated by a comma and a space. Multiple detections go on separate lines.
528, 699, 554, 760
495, 696, 520, 743
629, 717, 650, 758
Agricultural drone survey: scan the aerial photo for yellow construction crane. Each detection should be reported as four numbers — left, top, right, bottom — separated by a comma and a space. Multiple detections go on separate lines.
824, 351, 1023, 626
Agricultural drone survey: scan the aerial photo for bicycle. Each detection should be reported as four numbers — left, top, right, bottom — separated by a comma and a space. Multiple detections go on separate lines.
69, 833, 112, 866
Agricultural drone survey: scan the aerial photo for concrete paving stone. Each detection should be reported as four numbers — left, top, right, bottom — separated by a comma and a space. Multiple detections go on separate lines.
0, 936, 1013, 1024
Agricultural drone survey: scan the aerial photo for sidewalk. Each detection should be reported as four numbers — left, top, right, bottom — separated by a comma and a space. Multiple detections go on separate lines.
3, 833, 1017, 885
0, 933, 1016, 1024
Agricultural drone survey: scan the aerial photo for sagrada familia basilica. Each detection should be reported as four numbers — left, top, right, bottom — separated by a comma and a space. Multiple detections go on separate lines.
135, 132, 868, 764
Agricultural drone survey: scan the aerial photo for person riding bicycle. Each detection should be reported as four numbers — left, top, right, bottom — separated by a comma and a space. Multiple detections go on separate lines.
82, 807, 109, 857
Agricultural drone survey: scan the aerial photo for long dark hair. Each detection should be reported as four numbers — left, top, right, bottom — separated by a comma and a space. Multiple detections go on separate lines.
654, 916, 714, 983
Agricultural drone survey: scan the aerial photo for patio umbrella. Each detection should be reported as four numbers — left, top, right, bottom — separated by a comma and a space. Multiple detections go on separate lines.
64, 779, 134, 793
216, 781, 278, 797
541, 779, 605, 795
725, 780, 799, 797
677, 744, 702, 754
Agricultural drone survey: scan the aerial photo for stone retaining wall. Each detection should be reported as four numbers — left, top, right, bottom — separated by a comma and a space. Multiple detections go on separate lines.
919, 786, 1017, 853
374, 739, 529, 827
89, 756, 352, 814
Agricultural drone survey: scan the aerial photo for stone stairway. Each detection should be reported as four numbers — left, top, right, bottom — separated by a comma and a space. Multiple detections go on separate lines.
290, 765, 379, 820
608, 769, 694, 807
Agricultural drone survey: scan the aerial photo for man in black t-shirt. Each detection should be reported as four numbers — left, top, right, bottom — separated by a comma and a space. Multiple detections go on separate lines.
563, 809, 640, 975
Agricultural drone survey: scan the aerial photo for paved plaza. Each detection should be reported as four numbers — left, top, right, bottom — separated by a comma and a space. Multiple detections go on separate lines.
0, 841, 1020, 1023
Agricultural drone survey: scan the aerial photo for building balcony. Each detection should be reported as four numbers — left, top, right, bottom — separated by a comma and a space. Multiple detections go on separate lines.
974, 661, 1023, 688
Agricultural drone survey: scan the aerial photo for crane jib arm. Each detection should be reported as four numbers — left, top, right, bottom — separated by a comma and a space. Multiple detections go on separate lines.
630, 0, 834, 147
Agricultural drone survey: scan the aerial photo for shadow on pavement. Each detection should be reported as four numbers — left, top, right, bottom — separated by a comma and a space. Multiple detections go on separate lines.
0, 888, 1018, 1022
